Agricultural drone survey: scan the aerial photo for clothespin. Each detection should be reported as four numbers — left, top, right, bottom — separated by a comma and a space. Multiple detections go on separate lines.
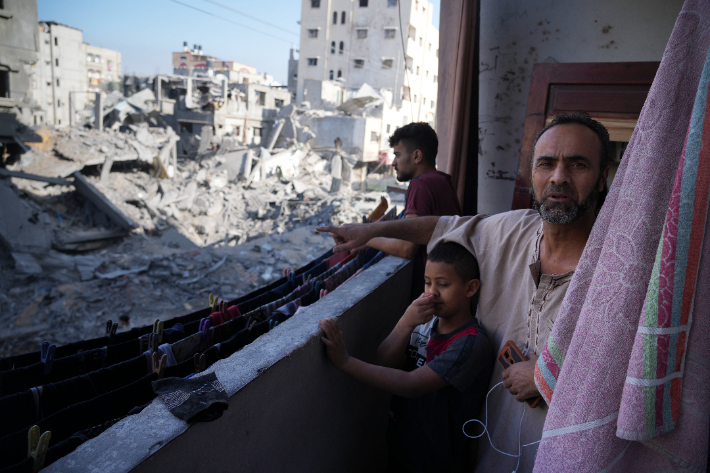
152, 319, 164, 345
105, 320, 118, 344
209, 293, 220, 312
152, 352, 167, 379
193, 353, 206, 374
27, 425, 51, 473
219, 301, 229, 322
149, 332, 159, 356
40, 341, 56, 375
199, 318, 212, 343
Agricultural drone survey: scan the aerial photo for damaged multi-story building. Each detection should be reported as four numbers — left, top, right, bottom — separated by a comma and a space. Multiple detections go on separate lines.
0, 0, 40, 143
30, 21, 122, 127
287, 0, 439, 164
149, 44, 292, 157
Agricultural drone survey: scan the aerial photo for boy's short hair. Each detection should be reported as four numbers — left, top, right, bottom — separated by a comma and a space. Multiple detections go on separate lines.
427, 241, 481, 312
427, 241, 480, 282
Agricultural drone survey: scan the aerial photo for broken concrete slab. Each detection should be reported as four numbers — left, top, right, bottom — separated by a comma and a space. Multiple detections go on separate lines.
72, 172, 138, 232
0, 181, 53, 254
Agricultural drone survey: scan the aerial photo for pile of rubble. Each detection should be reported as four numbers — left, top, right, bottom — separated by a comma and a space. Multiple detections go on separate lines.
0, 89, 406, 359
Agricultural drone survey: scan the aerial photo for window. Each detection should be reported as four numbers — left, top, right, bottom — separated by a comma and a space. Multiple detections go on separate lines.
180, 55, 186, 61
431, 100, 435, 108
416, 66, 419, 75
0, 71, 8, 98
425, 70, 428, 78
413, 94, 417, 102
57, 99, 61, 108
359, 0, 368, 6
46, 81, 50, 87
337, 70, 342, 78
257, 91, 266, 106
308, 29, 319, 38
384, 28, 396, 39
329, 70, 334, 80
436, 48, 439, 58
433, 74, 437, 83
382, 58, 393, 69
333, 12, 337, 24
371, 131, 378, 142
331, 41, 336, 54
419, 37, 423, 46
56, 78, 60, 87
341, 11, 346, 24
387, 0, 397, 6
275, 98, 284, 108
429, 43, 432, 51
54, 37, 58, 46
307, 57, 318, 66
311, 0, 320, 7
354, 59, 364, 69
55, 58, 59, 67
254, 127, 262, 137
339, 41, 344, 54
356, 29, 367, 39
386, 124, 391, 133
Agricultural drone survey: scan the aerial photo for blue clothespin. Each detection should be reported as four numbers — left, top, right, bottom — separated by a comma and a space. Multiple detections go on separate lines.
40, 341, 56, 375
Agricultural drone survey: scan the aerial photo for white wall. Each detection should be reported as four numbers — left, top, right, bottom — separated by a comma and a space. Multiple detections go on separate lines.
476, 0, 684, 214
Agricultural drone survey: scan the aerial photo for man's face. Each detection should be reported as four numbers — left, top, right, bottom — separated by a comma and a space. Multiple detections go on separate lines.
424, 261, 478, 319
392, 142, 415, 182
531, 124, 607, 225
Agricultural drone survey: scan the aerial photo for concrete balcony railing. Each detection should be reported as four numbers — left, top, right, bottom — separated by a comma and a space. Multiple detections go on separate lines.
45, 257, 413, 473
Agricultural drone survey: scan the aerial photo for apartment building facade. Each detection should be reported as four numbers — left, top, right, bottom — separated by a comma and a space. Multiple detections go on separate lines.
0, 0, 40, 134
33, 22, 122, 126
296, 0, 438, 124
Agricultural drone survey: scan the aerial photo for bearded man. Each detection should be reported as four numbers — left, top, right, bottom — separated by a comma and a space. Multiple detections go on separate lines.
317, 112, 610, 472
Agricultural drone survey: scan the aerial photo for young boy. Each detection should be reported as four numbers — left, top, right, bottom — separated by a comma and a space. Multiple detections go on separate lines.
319, 241, 494, 473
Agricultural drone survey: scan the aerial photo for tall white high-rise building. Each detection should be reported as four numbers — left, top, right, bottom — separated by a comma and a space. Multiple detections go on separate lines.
296, 0, 439, 124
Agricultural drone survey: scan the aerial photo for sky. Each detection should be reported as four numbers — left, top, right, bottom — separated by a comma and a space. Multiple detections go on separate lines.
38, 0, 440, 85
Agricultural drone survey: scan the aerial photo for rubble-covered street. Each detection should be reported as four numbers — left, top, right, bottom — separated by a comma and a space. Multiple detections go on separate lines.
0, 88, 405, 359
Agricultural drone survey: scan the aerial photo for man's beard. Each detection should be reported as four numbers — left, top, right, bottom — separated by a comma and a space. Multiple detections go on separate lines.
533, 182, 599, 225
395, 168, 413, 182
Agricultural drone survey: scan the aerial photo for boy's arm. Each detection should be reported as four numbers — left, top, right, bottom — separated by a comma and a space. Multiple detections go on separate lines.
376, 293, 436, 367
319, 318, 448, 398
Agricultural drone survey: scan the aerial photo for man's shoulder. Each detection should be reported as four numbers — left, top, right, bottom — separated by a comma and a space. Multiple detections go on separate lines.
411, 170, 453, 187
475, 209, 541, 234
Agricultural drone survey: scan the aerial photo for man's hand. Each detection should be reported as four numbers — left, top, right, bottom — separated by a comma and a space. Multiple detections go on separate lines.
502, 354, 540, 402
316, 223, 375, 254
319, 318, 350, 370
399, 293, 436, 330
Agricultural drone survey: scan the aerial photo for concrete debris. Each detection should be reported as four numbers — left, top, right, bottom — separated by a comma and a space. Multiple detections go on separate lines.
0, 81, 408, 359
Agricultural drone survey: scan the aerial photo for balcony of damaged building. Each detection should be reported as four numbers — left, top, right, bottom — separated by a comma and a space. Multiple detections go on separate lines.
0, 75, 405, 359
